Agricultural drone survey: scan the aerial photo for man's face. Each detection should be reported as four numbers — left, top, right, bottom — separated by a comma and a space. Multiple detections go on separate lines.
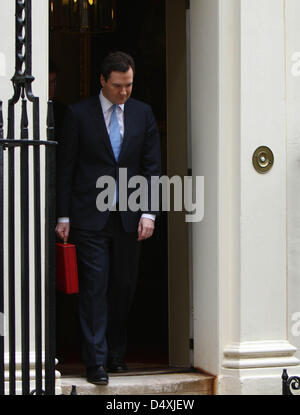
100, 67, 133, 105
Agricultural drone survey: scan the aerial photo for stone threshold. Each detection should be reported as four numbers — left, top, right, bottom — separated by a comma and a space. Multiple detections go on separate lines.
60, 371, 215, 395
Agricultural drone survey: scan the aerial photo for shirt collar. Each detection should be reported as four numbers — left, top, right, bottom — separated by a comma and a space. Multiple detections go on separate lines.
99, 89, 124, 112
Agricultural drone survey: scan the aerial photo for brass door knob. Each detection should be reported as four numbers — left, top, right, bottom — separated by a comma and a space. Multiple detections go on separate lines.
252, 146, 274, 174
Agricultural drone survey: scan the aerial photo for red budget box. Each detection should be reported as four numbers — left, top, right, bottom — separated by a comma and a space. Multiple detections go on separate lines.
56, 242, 79, 294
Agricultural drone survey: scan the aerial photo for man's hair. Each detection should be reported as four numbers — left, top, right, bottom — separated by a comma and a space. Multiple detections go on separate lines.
100, 51, 135, 81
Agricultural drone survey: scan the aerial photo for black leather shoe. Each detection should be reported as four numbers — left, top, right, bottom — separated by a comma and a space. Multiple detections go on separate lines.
86, 365, 109, 385
107, 358, 128, 373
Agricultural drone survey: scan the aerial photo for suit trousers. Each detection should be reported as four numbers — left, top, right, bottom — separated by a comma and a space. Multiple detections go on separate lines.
70, 211, 141, 368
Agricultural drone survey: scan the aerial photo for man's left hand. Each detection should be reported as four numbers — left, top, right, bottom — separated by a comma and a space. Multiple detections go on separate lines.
138, 218, 155, 241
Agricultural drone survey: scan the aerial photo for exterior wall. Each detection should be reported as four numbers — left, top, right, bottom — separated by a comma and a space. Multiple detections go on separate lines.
190, 0, 300, 394
0, 0, 61, 394
286, 0, 300, 365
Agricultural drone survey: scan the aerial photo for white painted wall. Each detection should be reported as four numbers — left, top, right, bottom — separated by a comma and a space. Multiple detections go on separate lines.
191, 0, 300, 394
239, 0, 287, 342
220, 0, 300, 394
286, 0, 300, 364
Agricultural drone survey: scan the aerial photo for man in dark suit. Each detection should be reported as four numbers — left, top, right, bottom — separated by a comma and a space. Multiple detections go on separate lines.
55, 52, 161, 385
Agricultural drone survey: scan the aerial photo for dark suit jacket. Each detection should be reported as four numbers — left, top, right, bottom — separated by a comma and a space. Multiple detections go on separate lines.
56, 95, 161, 232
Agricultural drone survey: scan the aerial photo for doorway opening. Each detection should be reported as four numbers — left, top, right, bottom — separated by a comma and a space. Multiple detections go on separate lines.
50, 0, 190, 376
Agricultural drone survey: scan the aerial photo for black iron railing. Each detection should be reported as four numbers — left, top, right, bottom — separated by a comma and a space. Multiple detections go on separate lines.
0, 0, 57, 395
282, 369, 300, 395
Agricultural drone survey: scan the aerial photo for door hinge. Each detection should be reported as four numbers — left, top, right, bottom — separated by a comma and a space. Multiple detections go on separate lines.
189, 338, 194, 350
186, 0, 190, 10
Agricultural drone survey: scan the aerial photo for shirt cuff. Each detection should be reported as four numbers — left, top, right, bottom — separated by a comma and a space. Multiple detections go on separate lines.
58, 217, 70, 223
58, 215, 155, 223
141, 214, 156, 221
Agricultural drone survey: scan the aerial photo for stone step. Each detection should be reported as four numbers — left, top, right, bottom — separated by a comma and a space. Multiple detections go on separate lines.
61, 372, 215, 395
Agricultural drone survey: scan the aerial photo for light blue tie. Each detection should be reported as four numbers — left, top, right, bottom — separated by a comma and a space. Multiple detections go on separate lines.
109, 104, 121, 161
109, 104, 121, 204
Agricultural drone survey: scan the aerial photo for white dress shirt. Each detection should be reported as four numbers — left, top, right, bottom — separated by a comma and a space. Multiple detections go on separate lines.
58, 90, 155, 223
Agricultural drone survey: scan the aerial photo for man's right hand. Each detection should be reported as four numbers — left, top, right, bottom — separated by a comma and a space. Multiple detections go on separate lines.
55, 222, 70, 243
